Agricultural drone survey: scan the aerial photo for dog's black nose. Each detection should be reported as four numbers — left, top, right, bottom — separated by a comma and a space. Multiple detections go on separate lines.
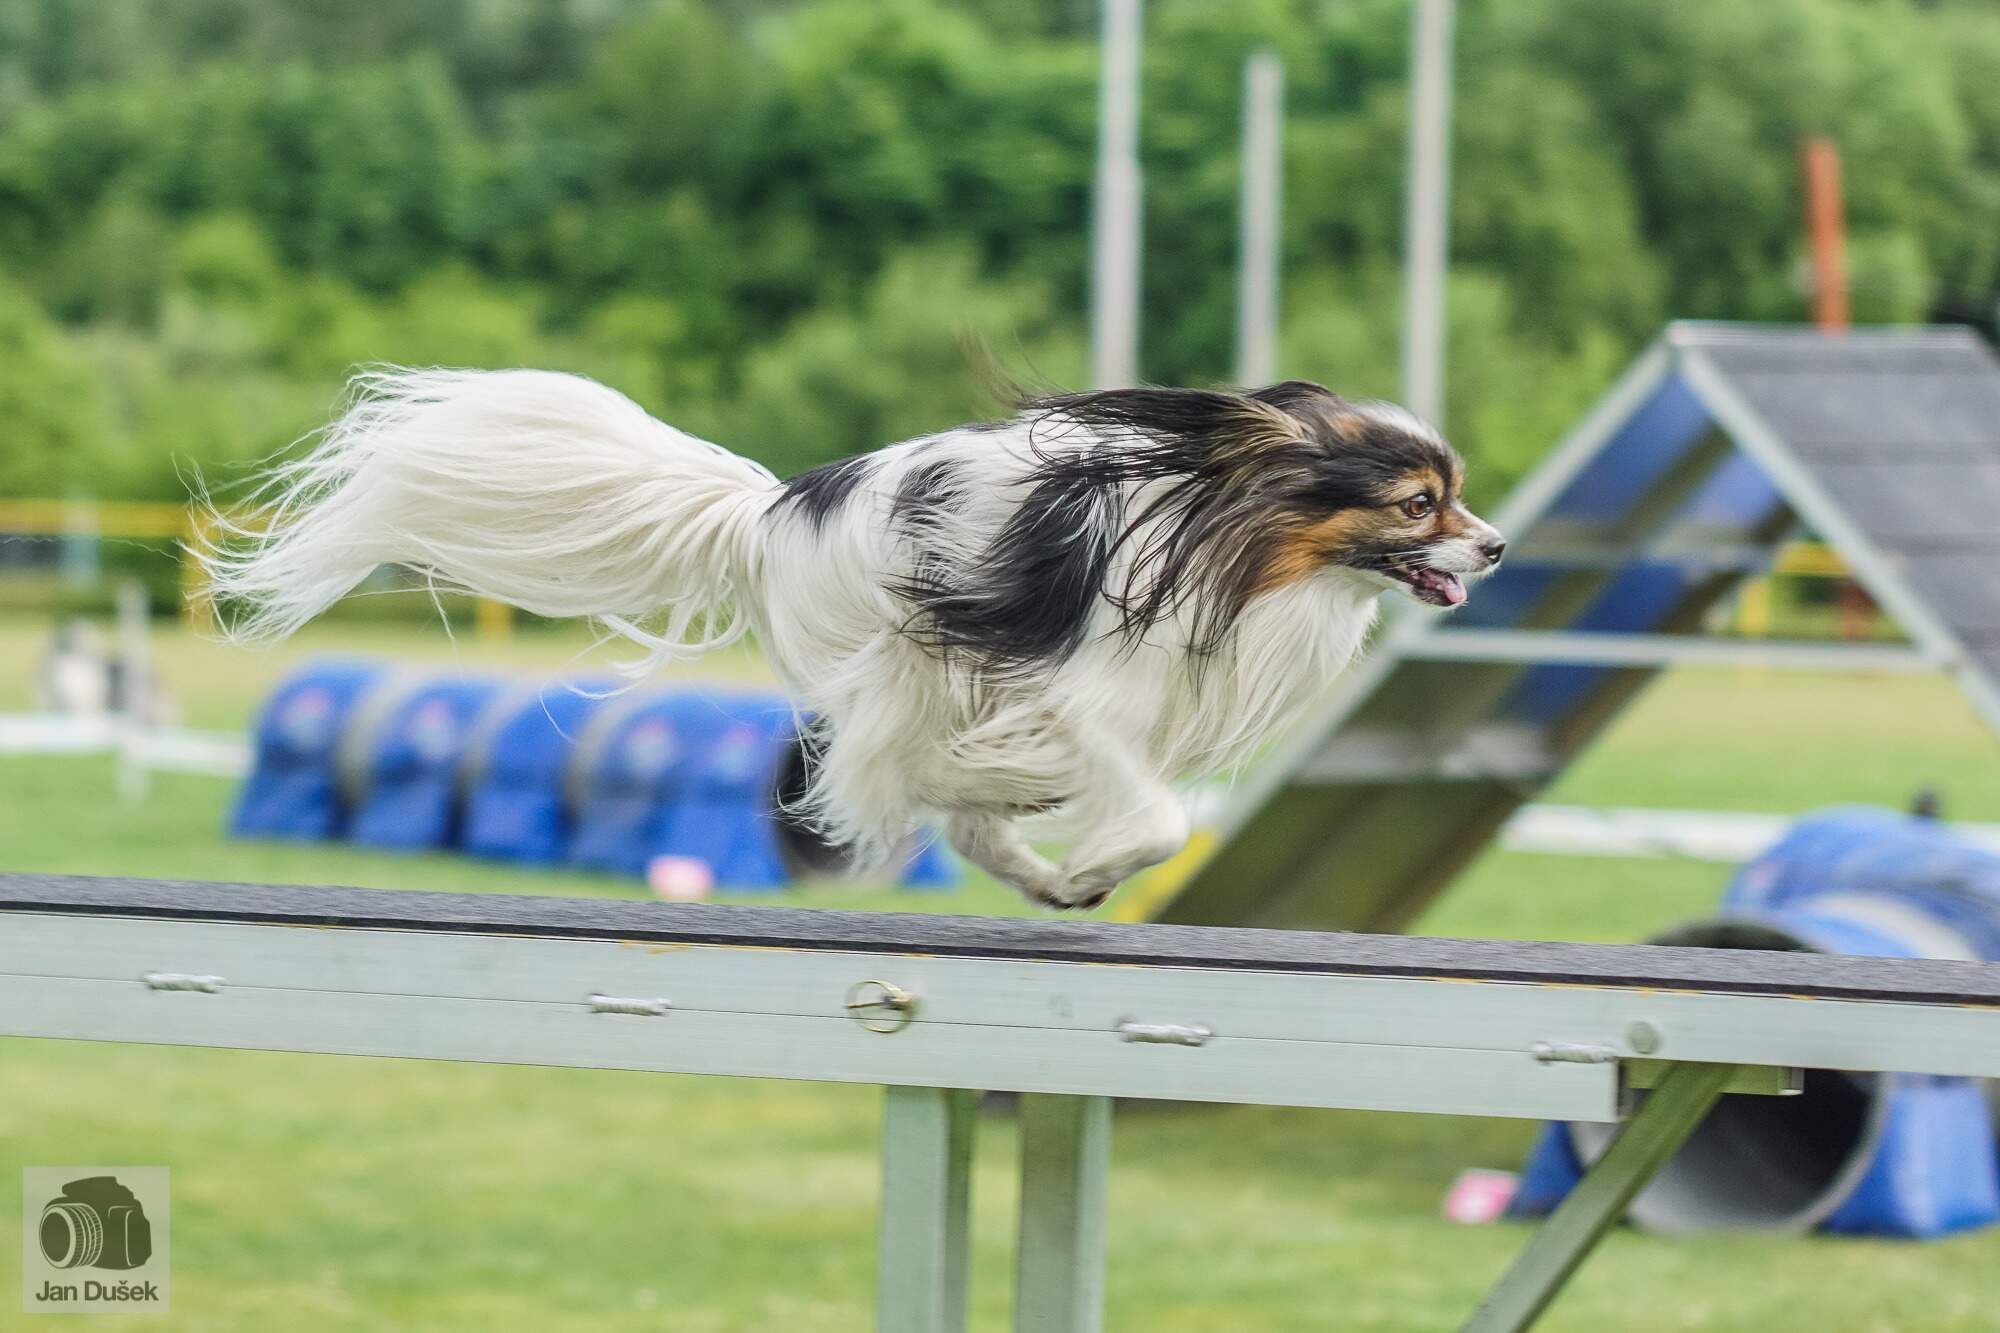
1481, 537, 1507, 565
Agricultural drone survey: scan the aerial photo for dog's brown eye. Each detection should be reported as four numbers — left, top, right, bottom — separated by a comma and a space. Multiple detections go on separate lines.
1401, 494, 1435, 520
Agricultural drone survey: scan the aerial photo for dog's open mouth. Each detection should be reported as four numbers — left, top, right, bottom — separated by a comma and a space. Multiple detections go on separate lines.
1370, 556, 1467, 607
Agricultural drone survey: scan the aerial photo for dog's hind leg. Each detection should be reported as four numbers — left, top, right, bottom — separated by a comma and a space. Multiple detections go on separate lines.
946, 811, 1070, 909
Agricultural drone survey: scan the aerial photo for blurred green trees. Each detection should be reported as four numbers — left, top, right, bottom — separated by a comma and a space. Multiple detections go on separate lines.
2, 0, 1998, 505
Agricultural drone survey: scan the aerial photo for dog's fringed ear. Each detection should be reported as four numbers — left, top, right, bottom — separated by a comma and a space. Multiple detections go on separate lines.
1247, 379, 1345, 413
1247, 380, 1370, 444
1023, 386, 1310, 472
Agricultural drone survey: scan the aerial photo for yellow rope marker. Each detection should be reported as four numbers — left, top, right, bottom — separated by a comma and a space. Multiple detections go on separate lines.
475, 598, 514, 642
0, 499, 189, 538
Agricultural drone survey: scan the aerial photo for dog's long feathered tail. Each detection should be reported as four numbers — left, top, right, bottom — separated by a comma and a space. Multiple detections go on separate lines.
199, 368, 780, 669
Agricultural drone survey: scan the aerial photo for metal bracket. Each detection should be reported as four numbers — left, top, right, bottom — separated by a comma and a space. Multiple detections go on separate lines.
1529, 1042, 1617, 1065
1115, 1019, 1213, 1047
142, 972, 224, 993
587, 994, 671, 1017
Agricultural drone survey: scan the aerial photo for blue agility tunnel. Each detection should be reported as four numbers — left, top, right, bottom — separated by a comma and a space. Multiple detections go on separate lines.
1514, 807, 2000, 1237
232, 660, 388, 840
567, 687, 959, 890
652, 693, 799, 887
339, 673, 505, 852
567, 689, 754, 878
459, 682, 616, 866
232, 663, 958, 891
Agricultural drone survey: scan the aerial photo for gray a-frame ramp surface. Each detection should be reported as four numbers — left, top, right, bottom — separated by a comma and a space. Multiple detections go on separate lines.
1146, 321, 2000, 932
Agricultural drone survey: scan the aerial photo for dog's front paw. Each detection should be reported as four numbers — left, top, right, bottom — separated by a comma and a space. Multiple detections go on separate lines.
1039, 871, 1120, 912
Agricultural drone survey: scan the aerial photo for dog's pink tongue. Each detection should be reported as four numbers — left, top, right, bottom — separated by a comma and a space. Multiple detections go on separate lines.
1439, 574, 1467, 605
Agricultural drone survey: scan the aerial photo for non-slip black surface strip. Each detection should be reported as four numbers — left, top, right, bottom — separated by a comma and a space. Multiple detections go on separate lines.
7, 872, 2000, 1007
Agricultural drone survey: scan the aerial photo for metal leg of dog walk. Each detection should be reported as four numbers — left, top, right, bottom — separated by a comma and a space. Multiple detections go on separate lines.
878, 1086, 977, 1333
1462, 1061, 1745, 1333
1015, 1093, 1113, 1333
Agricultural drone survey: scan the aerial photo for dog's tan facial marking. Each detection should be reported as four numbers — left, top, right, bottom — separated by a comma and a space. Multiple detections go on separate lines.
1256, 506, 1405, 594
1255, 461, 1474, 595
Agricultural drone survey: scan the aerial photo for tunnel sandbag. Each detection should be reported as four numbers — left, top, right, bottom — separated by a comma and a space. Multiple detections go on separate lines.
1565, 914, 1999, 1237
231, 660, 387, 840
459, 681, 615, 865
342, 673, 505, 852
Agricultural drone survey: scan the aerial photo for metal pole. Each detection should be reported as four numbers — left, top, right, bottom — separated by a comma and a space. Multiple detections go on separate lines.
878, 1086, 976, 1333
1400, 0, 1454, 426
1091, 0, 1143, 389
1014, 1094, 1111, 1333
1461, 1062, 1743, 1333
1235, 50, 1284, 388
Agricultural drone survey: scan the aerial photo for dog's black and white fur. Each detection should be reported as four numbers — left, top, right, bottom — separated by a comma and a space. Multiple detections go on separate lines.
204, 370, 1502, 909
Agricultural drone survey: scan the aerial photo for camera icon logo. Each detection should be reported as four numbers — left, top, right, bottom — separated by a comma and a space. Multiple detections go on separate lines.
21, 1167, 169, 1314
40, 1176, 153, 1271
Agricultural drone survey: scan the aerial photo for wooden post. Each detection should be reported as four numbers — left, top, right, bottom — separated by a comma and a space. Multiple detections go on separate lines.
1800, 136, 1849, 332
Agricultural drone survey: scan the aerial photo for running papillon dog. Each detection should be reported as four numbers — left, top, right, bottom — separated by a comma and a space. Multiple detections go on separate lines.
204, 371, 1502, 909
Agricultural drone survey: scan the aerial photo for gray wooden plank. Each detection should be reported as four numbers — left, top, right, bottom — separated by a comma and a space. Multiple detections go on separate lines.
6, 872, 2000, 1006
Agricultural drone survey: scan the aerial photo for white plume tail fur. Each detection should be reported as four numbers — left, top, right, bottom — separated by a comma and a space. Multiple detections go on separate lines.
199, 368, 779, 671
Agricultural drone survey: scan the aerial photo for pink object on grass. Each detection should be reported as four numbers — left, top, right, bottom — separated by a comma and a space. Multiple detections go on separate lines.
1442, 1169, 1519, 1224
647, 856, 714, 901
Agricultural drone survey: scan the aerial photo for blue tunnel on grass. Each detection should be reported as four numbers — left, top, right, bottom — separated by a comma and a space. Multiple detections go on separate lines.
341, 674, 506, 852
231, 660, 388, 841
652, 693, 803, 887
231, 664, 958, 891
459, 683, 617, 866
566, 687, 960, 890
1512, 807, 2000, 1238
567, 689, 762, 879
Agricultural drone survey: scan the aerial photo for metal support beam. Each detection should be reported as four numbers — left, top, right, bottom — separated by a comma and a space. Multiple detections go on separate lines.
1405, 628, 1939, 674
1091, 0, 1143, 389
1461, 1061, 1742, 1333
1298, 723, 1558, 784
879, 1086, 977, 1333
1015, 1094, 1112, 1333
1235, 49, 1283, 387
1400, 0, 1455, 425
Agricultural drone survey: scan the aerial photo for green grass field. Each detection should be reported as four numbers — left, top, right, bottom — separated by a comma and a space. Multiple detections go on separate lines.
4, 614, 2000, 1330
